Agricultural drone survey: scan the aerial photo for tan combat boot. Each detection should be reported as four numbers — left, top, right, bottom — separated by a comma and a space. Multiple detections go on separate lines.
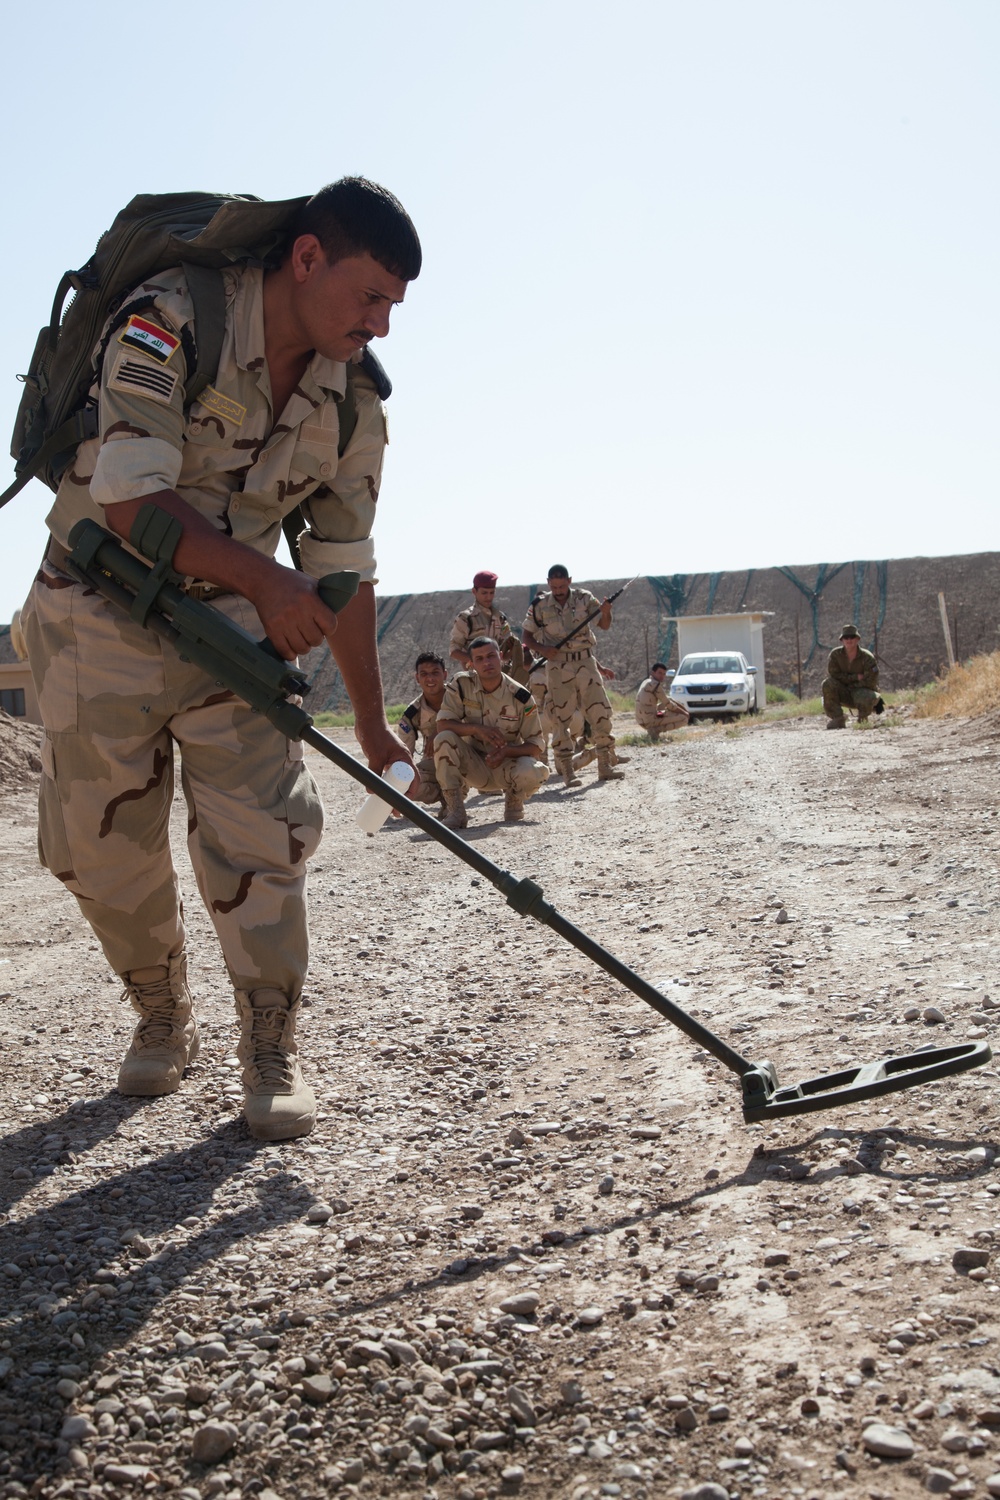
826, 716, 846, 730
440, 788, 469, 829
572, 746, 597, 772
235, 988, 316, 1141
611, 749, 631, 764
117, 952, 200, 1097
556, 755, 582, 788
597, 749, 625, 780
504, 791, 525, 822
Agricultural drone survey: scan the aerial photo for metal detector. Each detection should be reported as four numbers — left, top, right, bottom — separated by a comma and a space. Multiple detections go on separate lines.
66, 517, 993, 1122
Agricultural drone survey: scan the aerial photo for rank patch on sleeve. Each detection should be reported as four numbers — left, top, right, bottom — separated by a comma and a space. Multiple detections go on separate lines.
108, 357, 180, 406
198, 386, 246, 427
117, 315, 181, 365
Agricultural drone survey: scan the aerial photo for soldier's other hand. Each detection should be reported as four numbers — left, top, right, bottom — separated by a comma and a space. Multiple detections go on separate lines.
599, 665, 615, 680
253, 570, 340, 660
356, 722, 421, 801
485, 747, 506, 768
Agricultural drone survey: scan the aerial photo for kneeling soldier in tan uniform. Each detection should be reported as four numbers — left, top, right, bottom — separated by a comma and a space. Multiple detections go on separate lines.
434, 637, 549, 828
636, 662, 690, 740
396, 652, 448, 811
522, 564, 623, 786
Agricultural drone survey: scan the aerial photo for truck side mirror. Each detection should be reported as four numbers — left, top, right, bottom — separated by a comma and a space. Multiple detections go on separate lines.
666, 669, 676, 677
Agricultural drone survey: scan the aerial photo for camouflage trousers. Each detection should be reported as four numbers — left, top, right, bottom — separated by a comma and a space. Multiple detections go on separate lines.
636, 705, 688, 738
21, 561, 323, 995
413, 754, 442, 804
433, 731, 549, 798
547, 652, 615, 757
821, 680, 880, 721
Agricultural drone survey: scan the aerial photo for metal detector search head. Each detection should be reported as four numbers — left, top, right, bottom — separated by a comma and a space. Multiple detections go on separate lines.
741, 1041, 992, 1121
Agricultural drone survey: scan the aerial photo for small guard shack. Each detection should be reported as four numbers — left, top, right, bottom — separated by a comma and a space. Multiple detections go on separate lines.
0, 613, 40, 726
666, 612, 771, 700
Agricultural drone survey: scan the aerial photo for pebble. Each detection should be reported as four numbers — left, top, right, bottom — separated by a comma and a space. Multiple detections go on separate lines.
598, 1173, 615, 1195
576, 1306, 605, 1327
306, 1201, 334, 1222
342, 1459, 364, 1482
763, 1249, 789, 1266
501, 1466, 526, 1488
734, 1436, 755, 1456
301, 1374, 334, 1403
500, 1293, 540, 1318
190, 1420, 238, 1463
940, 1428, 968, 1453
985, 1477, 1000, 1498
776, 908, 789, 924
922, 1006, 946, 1024
903, 1006, 921, 1021
707, 1403, 729, 1421
507, 1384, 537, 1426
681, 1485, 729, 1500
60, 1415, 97, 1442
952, 1246, 990, 1270
923, 1469, 957, 1495
102, 1465, 155, 1484
966, 1146, 990, 1166
862, 1422, 914, 1459
460, 1204, 484, 1220
560, 1379, 586, 1405
674, 1406, 698, 1431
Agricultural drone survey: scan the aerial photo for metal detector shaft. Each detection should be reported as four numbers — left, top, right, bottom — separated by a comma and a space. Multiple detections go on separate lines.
299, 725, 752, 1077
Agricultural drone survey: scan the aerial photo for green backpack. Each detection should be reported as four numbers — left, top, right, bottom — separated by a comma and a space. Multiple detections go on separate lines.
2, 190, 391, 564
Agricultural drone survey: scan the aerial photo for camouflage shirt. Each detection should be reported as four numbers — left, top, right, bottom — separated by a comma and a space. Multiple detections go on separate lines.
439, 671, 542, 750
522, 587, 602, 657
44, 264, 387, 584
826, 645, 879, 691
396, 693, 441, 758
636, 676, 671, 715
449, 602, 512, 657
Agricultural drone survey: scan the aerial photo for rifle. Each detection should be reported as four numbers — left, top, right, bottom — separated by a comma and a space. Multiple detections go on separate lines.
531, 574, 641, 657
63, 513, 990, 1123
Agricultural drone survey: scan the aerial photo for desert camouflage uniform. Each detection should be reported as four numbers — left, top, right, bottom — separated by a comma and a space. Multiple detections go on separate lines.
434, 671, 549, 799
396, 692, 443, 803
635, 675, 688, 738
822, 645, 880, 722
21, 263, 386, 994
522, 588, 616, 759
450, 601, 527, 683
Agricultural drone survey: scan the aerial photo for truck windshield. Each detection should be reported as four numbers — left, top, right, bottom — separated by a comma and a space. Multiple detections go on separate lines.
678, 656, 744, 675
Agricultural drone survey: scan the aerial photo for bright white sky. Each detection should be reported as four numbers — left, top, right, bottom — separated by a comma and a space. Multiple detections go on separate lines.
0, 0, 996, 621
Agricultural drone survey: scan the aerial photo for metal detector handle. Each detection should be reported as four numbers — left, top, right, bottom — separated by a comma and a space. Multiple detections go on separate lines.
258, 570, 360, 664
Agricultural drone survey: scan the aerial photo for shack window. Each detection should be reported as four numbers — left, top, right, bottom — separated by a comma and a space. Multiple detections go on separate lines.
0, 688, 26, 717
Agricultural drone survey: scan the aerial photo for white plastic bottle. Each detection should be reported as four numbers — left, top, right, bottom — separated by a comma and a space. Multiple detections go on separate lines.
355, 760, 416, 835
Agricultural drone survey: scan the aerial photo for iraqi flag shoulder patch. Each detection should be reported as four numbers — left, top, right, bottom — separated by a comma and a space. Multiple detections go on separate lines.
117, 314, 181, 365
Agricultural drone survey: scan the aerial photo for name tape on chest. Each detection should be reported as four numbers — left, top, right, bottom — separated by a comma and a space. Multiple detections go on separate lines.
198, 385, 247, 427
117, 315, 181, 366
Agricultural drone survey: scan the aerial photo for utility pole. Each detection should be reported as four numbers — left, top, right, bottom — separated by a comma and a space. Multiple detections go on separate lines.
937, 592, 956, 669
794, 611, 803, 700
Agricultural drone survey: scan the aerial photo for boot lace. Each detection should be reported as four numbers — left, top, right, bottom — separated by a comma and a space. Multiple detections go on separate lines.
125, 974, 184, 1051
247, 1004, 295, 1087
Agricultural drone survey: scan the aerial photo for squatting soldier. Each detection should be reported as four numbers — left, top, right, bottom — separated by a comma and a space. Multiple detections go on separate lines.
396, 652, 448, 812
636, 662, 690, 740
522, 564, 624, 786
434, 636, 549, 828
449, 570, 527, 682
19, 178, 422, 1140
822, 625, 882, 729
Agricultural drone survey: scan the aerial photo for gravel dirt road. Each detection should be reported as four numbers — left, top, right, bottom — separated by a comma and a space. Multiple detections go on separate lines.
1, 707, 998, 1500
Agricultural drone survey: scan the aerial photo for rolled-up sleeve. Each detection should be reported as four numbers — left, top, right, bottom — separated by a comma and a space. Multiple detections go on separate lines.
89, 321, 187, 507
299, 380, 387, 586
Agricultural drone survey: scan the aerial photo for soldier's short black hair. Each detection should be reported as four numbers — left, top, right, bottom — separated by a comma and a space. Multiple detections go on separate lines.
547, 564, 570, 580
415, 652, 445, 671
652, 662, 667, 672
468, 636, 497, 654
290, 177, 422, 281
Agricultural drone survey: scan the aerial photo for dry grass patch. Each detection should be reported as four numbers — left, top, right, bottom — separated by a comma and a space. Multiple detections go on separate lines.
914, 651, 1000, 720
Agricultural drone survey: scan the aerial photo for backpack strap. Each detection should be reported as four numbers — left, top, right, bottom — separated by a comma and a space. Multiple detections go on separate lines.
180, 262, 226, 404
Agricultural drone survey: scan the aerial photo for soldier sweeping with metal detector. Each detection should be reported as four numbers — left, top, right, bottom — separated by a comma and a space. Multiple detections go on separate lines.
64, 512, 992, 1124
